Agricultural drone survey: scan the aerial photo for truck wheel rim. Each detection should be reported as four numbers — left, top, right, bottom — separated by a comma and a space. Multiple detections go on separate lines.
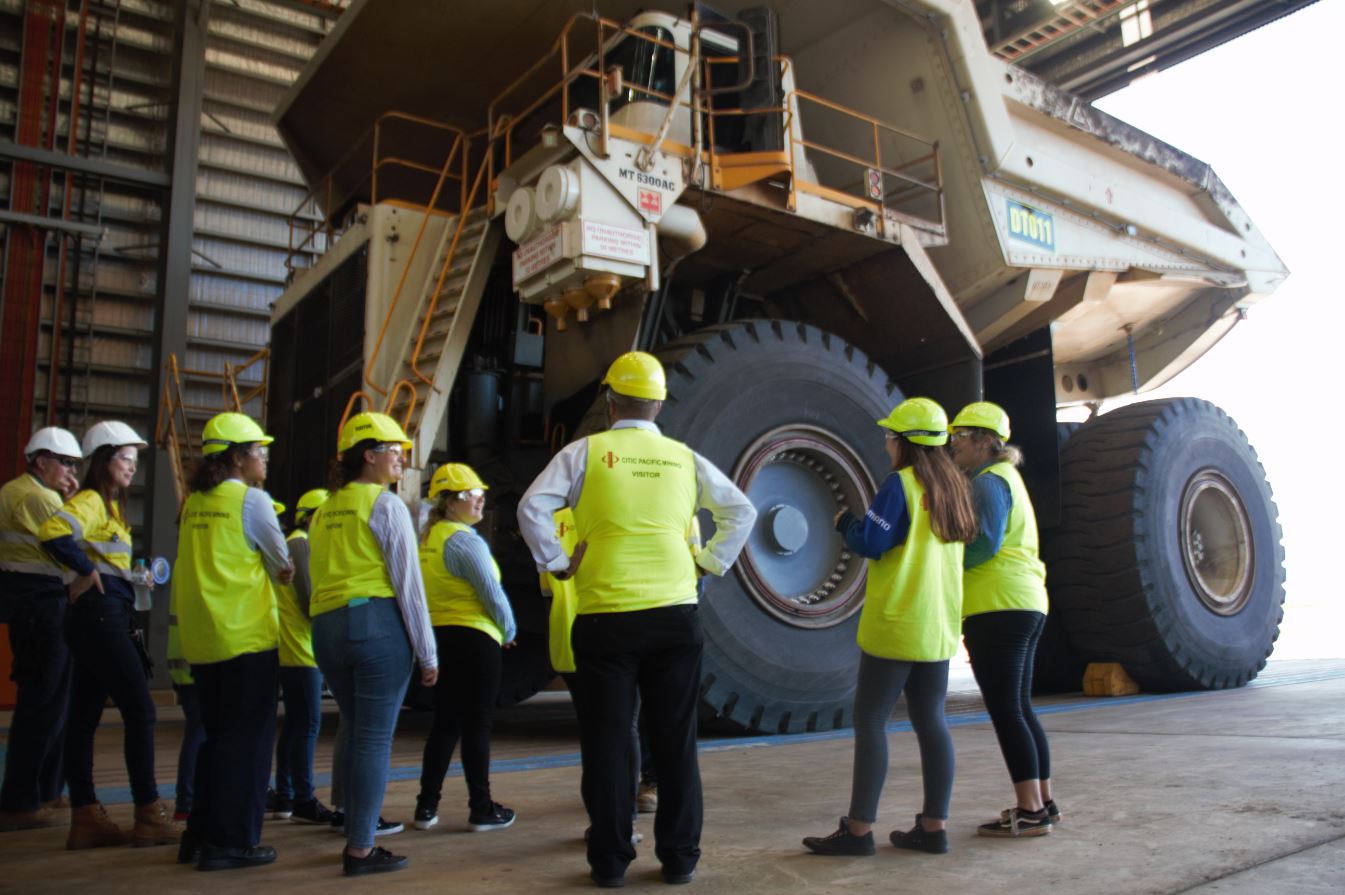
731, 425, 874, 628
1180, 470, 1254, 616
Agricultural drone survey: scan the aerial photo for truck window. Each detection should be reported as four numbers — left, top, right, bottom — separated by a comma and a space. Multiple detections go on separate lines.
610, 26, 676, 111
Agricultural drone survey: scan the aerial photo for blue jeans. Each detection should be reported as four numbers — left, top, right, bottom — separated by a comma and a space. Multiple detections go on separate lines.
276, 666, 323, 803
312, 598, 412, 850
174, 684, 206, 816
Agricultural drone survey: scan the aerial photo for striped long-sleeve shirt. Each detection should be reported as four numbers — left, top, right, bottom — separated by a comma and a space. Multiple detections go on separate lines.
443, 527, 517, 643
367, 491, 438, 670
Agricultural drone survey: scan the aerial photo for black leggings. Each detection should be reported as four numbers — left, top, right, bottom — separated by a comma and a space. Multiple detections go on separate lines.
963, 610, 1051, 783
419, 626, 502, 811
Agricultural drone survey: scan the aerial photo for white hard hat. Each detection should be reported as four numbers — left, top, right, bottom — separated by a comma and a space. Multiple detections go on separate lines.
25, 427, 82, 460
82, 420, 148, 456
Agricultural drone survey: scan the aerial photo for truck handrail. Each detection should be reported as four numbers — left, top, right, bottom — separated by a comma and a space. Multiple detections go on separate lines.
286, 111, 467, 274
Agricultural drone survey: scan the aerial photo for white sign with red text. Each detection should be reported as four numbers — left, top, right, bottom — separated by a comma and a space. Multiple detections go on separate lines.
581, 220, 650, 265
511, 224, 564, 286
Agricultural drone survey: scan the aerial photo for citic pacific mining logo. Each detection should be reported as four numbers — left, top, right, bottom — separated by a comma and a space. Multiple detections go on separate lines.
602, 451, 620, 469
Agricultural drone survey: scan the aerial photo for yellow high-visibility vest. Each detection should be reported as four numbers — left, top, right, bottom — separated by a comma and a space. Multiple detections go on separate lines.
545, 508, 580, 673
39, 489, 133, 581
420, 519, 504, 644
573, 428, 699, 614
308, 482, 394, 616
276, 530, 317, 667
857, 467, 965, 662
963, 462, 1048, 618
165, 589, 194, 685
174, 480, 279, 664
0, 474, 66, 579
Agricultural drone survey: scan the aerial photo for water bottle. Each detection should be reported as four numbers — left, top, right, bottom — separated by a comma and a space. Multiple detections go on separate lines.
131, 558, 153, 611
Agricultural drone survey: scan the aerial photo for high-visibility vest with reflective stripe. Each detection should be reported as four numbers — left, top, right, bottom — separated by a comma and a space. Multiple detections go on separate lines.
308, 482, 395, 616
420, 520, 504, 643
573, 428, 699, 615
165, 591, 194, 686
545, 508, 580, 673
39, 489, 134, 581
0, 474, 66, 579
276, 530, 316, 667
963, 461, 1048, 618
857, 467, 965, 662
174, 480, 279, 664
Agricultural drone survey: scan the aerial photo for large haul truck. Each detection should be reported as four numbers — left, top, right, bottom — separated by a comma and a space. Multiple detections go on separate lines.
262, 0, 1287, 732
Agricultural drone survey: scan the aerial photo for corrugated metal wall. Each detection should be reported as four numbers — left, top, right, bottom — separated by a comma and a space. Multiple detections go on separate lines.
0, 0, 342, 527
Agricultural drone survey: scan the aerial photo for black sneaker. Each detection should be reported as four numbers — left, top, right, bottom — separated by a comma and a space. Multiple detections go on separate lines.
889, 815, 949, 854
290, 798, 335, 825
802, 817, 875, 856
197, 843, 278, 872
329, 810, 344, 833
468, 802, 516, 832
413, 795, 439, 831
1044, 800, 1062, 823
176, 828, 200, 865
265, 788, 292, 820
980, 806, 1052, 838
343, 846, 408, 877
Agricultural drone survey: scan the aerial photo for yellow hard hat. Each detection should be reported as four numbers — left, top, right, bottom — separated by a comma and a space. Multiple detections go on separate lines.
272, 500, 287, 515
429, 463, 488, 499
951, 401, 1011, 440
201, 412, 273, 456
296, 488, 330, 516
877, 397, 949, 447
338, 412, 413, 456
602, 351, 667, 401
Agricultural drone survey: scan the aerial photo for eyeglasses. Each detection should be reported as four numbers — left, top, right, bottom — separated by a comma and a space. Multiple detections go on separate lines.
371, 444, 405, 457
55, 457, 80, 469
248, 445, 270, 459
948, 430, 977, 442
456, 488, 485, 500
113, 453, 139, 467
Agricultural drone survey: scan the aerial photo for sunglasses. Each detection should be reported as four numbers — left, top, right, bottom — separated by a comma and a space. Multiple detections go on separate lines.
371, 444, 405, 457
54, 457, 80, 469
456, 488, 485, 499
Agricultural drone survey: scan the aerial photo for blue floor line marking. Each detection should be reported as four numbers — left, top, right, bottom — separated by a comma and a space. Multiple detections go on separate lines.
8, 662, 1345, 807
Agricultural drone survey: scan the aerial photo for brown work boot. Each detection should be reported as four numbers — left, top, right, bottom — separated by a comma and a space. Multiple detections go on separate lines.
132, 799, 181, 847
67, 803, 129, 849
0, 807, 65, 832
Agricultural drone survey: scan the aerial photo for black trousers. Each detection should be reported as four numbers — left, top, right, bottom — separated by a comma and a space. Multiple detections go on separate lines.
189, 649, 279, 849
572, 604, 703, 880
63, 592, 158, 807
0, 575, 71, 812
419, 626, 502, 812
963, 610, 1051, 783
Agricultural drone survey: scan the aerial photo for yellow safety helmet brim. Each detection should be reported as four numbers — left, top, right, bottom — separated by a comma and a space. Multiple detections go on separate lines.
877, 397, 949, 447
296, 488, 331, 513
429, 462, 489, 499
602, 351, 667, 401
338, 412, 413, 457
950, 401, 1011, 440
201, 412, 274, 456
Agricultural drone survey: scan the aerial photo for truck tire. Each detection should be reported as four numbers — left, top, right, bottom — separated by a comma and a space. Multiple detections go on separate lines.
1049, 398, 1284, 690
650, 320, 900, 732
1031, 418, 1088, 694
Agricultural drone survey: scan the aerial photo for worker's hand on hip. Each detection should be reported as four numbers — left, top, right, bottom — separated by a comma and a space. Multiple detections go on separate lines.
562, 541, 587, 579
420, 666, 439, 687
503, 639, 517, 649
69, 569, 104, 603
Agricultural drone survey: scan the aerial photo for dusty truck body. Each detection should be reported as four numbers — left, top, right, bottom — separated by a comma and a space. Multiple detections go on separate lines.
265, 0, 1287, 731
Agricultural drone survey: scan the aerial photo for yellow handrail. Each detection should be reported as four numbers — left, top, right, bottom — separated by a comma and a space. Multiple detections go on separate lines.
384, 379, 418, 432
362, 131, 468, 396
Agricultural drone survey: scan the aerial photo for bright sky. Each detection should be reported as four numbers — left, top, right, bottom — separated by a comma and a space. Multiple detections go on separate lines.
1086, 1, 1345, 660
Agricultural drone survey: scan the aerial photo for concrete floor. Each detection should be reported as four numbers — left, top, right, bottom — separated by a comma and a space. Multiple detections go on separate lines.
2, 659, 1344, 894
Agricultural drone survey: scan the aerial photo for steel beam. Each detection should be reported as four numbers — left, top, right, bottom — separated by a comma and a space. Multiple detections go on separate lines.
143, 0, 210, 688
0, 139, 172, 190
0, 209, 105, 238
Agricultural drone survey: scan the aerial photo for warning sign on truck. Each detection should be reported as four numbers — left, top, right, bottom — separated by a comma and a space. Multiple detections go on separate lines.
581, 220, 650, 265
512, 224, 563, 286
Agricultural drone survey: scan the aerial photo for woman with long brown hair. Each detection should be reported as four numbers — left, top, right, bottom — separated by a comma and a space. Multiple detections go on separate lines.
804, 397, 977, 858
39, 420, 177, 850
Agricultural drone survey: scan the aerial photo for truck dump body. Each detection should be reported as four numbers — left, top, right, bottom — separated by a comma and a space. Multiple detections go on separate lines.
264, 0, 1289, 727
